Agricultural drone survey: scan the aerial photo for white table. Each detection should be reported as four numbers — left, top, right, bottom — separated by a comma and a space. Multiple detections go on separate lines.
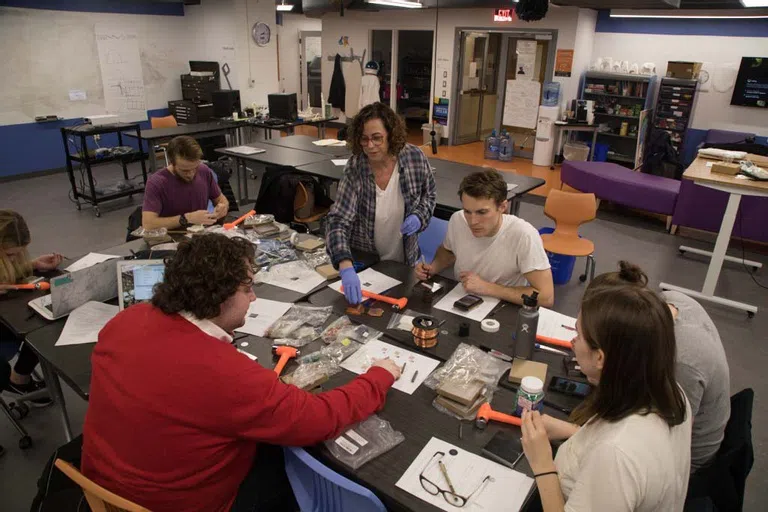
661, 156, 768, 317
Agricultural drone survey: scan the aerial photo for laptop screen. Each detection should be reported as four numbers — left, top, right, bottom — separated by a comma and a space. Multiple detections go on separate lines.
117, 260, 165, 310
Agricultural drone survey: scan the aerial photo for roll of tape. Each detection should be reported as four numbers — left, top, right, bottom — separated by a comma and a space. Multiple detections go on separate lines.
481, 319, 500, 333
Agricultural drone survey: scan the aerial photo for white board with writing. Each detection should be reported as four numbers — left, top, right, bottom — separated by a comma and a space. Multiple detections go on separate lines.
503, 80, 541, 130
95, 25, 147, 123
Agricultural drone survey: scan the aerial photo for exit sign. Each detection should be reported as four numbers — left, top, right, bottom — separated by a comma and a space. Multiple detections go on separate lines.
494, 9, 515, 22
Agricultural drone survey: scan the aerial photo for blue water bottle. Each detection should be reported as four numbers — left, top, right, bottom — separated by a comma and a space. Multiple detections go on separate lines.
484, 130, 499, 160
498, 130, 513, 162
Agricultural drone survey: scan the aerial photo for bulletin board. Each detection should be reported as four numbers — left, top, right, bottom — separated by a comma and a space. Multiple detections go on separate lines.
502, 79, 541, 130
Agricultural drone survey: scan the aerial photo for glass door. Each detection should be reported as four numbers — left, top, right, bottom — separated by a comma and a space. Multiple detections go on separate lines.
497, 34, 552, 159
300, 31, 322, 110
371, 30, 394, 108
454, 32, 501, 145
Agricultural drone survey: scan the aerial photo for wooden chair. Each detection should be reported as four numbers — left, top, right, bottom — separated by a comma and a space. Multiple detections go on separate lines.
540, 189, 598, 283
294, 181, 330, 233
149, 115, 178, 168
54, 459, 151, 512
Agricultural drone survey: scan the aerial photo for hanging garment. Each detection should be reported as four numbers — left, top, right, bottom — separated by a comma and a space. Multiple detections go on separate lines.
328, 54, 346, 113
359, 72, 381, 110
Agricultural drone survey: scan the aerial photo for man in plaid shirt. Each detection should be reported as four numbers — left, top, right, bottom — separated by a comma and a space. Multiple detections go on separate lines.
326, 103, 436, 304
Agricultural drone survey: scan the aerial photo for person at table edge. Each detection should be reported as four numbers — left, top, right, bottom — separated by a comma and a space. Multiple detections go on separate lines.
325, 102, 436, 304
415, 169, 554, 307
141, 135, 229, 231
82, 234, 401, 512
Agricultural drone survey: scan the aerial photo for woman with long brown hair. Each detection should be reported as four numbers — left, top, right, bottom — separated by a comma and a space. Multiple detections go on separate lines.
520, 283, 692, 511
1, 210, 62, 403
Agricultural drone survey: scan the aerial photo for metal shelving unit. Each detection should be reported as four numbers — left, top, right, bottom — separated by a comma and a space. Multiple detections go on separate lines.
651, 77, 699, 154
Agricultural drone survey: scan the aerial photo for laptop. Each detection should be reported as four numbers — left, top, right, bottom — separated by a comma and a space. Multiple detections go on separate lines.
28, 258, 120, 320
117, 260, 165, 310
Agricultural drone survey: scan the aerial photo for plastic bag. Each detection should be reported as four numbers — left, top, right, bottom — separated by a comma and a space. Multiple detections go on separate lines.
321, 316, 355, 343
325, 414, 405, 470
386, 310, 417, 331
297, 337, 362, 365
282, 359, 340, 390
303, 250, 331, 270
267, 305, 333, 343
252, 239, 299, 269
321, 316, 382, 345
423, 343, 510, 394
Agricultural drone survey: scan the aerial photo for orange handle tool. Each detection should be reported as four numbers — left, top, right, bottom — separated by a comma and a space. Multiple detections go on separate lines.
273, 355, 291, 376
340, 285, 408, 310
224, 210, 256, 230
272, 346, 298, 376
536, 335, 573, 350
11, 282, 51, 291
475, 403, 522, 430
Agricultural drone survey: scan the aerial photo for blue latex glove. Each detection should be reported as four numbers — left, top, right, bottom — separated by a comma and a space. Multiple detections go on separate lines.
400, 214, 421, 236
340, 267, 362, 304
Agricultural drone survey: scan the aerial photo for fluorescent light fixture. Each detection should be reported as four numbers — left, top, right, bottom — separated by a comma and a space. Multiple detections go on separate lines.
367, 0, 424, 8
741, 1, 768, 7
276, 1, 294, 11
610, 8, 768, 18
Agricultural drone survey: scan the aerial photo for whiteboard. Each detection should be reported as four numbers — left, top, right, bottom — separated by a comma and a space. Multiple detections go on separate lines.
503, 80, 541, 130
0, 7, 189, 126
95, 25, 147, 122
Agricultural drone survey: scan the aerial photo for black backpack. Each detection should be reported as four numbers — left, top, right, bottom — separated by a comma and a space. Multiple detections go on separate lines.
29, 435, 87, 512
644, 130, 683, 179
255, 169, 332, 224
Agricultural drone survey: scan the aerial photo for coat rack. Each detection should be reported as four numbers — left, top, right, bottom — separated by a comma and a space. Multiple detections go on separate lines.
327, 48, 367, 74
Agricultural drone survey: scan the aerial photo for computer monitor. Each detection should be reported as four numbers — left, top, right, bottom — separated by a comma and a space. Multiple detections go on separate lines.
267, 93, 298, 121
117, 260, 165, 310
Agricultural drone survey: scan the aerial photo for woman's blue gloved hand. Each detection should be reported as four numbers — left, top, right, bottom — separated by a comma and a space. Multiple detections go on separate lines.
340, 267, 362, 304
400, 214, 421, 236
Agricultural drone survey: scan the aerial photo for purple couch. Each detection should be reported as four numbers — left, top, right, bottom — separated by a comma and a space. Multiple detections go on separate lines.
561, 161, 681, 223
671, 129, 768, 243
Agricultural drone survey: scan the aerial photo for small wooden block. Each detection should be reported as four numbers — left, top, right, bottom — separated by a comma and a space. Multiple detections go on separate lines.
436, 379, 485, 406
508, 358, 548, 384
435, 394, 487, 419
296, 238, 325, 251
316, 264, 339, 280
345, 304, 365, 316
711, 162, 740, 176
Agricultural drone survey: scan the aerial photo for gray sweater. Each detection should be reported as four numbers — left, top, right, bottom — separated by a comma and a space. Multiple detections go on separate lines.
663, 291, 731, 472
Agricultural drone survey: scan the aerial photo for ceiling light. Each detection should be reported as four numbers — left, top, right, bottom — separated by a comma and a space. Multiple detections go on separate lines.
741, 1, 768, 7
367, 0, 424, 8
276, 1, 294, 11
610, 8, 768, 18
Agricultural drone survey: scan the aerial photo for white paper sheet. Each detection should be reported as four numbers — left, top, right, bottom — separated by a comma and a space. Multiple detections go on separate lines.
65, 253, 119, 273
235, 298, 293, 337
433, 283, 500, 322
507, 183, 519, 191
256, 261, 326, 294
537, 307, 577, 342
226, 146, 266, 155
396, 437, 534, 512
312, 139, 347, 147
331, 159, 349, 166
341, 339, 440, 395
328, 268, 402, 295
55, 301, 119, 346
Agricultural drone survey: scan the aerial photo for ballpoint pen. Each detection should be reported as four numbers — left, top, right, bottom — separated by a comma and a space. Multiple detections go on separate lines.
438, 460, 456, 494
535, 343, 570, 357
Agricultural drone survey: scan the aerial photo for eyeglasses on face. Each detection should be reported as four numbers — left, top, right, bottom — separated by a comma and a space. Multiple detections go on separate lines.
419, 451, 492, 508
360, 134, 386, 147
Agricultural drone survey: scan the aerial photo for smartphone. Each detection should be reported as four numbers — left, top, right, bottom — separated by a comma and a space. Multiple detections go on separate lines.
454, 294, 484, 311
548, 376, 592, 398
482, 430, 524, 469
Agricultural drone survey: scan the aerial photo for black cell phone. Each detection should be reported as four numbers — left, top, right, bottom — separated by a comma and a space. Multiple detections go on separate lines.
548, 376, 593, 398
454, 294, 484, 311
482, 430, 524, 469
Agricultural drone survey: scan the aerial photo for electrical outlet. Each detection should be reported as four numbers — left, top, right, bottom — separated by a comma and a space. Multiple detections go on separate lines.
249, 78, 256, 88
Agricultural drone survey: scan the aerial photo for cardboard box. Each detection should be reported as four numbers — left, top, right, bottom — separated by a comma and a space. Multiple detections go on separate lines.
666, 61, 702, 80
711, 162, 741, 176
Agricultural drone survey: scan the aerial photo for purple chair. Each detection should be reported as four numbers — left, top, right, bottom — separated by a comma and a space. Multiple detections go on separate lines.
671, 129, 768, 243
561, 161, 681, 230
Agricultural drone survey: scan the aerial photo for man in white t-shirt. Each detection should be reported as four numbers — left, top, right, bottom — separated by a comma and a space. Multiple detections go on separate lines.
415, 169, 554, 307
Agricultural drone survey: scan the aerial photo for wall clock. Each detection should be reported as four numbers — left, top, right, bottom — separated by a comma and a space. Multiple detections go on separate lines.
252, 22, 271, 47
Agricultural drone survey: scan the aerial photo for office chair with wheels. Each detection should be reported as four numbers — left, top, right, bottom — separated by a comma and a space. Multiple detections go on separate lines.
54, 459, 151, 512
284, 447, 387, 512
1, 358, 33, 451
149, 115, 178, 168
539, 189, 598, 283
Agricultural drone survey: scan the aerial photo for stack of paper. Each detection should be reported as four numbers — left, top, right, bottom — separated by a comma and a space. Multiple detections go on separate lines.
328, 268, 401, 295
312, 139, 347, 147
235, 298, 293, 337
226, 146, 266, 155
56, 301, 119, 346
537, 307, 577, 341
256, 261, 326, 294
433, 283, 500, 322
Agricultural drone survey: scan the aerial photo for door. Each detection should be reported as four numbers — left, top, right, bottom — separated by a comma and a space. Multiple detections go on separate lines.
300, 31, 322, 110
454, 31, 501, 145
371, 30, 394, 109
496, 34, 553, 159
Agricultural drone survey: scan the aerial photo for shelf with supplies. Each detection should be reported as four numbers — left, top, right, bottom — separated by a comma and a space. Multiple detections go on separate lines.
651, 77, 698, 163
594, 112, 640, 120
60, 123, 148, 218
598, 132, 639, 140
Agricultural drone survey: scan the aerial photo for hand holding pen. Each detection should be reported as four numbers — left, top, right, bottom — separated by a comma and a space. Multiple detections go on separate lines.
415, 255, 433, 281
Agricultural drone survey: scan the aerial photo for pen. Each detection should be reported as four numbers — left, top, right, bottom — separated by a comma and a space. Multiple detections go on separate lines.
411, 370, 419, 383
511, 451, 525, 469
438, 460, 456, 494
535, 343, 570, 357
401, 363, 406, 374
561, 324, 577, 332
488, 302, 507, 318
419, 254, 430, 279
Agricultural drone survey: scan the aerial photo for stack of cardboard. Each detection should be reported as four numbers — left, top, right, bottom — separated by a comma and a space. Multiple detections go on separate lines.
434, 379, 487, 418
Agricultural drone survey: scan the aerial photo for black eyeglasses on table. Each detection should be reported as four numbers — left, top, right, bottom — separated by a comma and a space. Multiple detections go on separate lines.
419, 451, 492, 508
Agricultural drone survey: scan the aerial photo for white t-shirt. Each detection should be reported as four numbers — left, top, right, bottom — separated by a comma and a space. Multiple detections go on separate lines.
555, 397, 693, 512
373, 163, 405, 263
442, 211, 550, 286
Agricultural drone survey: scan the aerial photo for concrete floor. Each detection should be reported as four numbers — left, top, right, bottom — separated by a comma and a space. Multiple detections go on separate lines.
1, 160, 766, 511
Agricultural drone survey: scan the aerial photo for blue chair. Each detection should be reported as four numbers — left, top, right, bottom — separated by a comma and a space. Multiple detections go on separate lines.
418, 217, 449, 263
283, 447, 386, 512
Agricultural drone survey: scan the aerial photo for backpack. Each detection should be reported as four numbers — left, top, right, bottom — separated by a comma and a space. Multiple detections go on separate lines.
644, 130, 683, 179
255, 169, 332, 224
30, 435, 87, 512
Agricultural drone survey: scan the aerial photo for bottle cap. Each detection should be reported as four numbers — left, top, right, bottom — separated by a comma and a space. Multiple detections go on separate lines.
521, 376, 544, 394
522, 291, 539, 308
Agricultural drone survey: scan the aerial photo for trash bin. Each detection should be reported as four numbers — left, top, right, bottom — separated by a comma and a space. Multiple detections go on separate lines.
422, 124, 442, 147
586, 142, 609, 162
539, 227, 577, 285
563, 142, 590, 162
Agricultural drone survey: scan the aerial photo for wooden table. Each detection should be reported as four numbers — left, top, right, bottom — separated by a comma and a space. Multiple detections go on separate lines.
661, 155, 768, 316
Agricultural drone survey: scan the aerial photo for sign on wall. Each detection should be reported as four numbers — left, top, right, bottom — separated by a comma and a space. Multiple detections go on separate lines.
555, 49, 574, 78
494, 9, 515, 22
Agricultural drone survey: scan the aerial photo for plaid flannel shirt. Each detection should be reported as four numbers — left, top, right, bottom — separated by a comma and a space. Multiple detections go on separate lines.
326, 143, 436, 268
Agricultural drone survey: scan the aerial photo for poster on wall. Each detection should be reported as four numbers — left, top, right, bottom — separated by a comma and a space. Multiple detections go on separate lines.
516, 40, 537, 80
95, 25, 147, 123
555, 49, 574, 77
503, 80, 541, 130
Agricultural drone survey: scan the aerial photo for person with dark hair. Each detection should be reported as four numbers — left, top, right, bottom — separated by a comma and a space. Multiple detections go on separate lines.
326, 102, 436, 304
520, 284, 692, 511
82, 234, 401, 512
415, 169, 553, 307
0, 209, 59, 405
142, 135, 229, 231
587, 261, 730, 474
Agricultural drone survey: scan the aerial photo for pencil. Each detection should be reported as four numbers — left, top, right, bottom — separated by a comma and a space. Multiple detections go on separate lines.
411, 370, 419, 383
438, 461, 456, 494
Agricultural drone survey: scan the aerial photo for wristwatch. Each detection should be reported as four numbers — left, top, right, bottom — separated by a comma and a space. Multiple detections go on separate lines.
179, 213, 189, 228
